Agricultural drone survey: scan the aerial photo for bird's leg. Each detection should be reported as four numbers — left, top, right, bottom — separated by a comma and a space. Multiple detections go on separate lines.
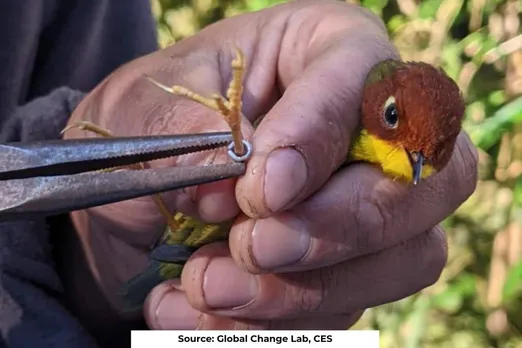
62, 121, 113, 138
61, 121, 180, 233
146, 47, 246, 156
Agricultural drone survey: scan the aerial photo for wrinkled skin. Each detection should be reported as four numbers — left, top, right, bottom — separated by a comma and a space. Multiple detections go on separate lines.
62, 0, 478, 332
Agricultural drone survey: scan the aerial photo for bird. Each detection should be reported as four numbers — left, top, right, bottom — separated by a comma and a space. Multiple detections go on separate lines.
63, 49, 466, 312
348, 59, 465, 185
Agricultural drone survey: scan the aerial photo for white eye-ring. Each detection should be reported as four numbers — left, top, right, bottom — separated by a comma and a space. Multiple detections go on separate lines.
383, 96, 398, 129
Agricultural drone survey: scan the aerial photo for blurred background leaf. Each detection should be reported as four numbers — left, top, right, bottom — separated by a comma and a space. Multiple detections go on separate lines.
150, 0, 522, 346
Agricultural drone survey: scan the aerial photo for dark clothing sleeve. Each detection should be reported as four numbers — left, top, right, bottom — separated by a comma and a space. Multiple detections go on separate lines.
0, 1, 158, 347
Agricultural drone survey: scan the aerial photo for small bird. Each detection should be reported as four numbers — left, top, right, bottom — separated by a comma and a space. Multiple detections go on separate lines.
348, 59, 465, 185
65, 50, 466, 312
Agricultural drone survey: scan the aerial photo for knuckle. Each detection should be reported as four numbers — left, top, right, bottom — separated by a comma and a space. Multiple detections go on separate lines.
352, 189, 390, 253
311, 0, 388, 36
286, 270, 328, 315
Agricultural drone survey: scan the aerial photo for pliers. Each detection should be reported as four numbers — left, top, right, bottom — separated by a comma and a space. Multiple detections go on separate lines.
0, 132, 251, 222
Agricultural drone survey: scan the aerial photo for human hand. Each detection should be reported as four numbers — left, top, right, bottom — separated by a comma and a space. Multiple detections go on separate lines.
63, 0, 478, 330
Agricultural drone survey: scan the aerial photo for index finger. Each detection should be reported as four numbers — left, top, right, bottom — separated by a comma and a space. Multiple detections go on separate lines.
235, 7, 399, 218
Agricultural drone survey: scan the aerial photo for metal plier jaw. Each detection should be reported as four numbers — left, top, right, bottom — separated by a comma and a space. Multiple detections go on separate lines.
0, 132, 252, 221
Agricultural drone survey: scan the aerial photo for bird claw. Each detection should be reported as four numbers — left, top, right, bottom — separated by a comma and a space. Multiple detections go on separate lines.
146, 47, 247, 159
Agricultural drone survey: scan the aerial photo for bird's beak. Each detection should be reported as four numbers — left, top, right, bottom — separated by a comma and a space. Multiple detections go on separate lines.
408, 151, 425, 186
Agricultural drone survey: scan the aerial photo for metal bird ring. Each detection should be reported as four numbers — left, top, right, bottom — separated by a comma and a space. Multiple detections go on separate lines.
228, 139, 252, 162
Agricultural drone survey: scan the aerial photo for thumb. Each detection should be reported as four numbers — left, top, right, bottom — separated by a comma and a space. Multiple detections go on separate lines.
236, 32, 398, 218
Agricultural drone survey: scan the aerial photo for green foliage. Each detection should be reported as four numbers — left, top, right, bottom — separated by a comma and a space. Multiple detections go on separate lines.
243, 0, 287, 11
361, 0, 389, 15
504, 260, 522, 304
468, 97, 522, 152
151, 0, 522, 346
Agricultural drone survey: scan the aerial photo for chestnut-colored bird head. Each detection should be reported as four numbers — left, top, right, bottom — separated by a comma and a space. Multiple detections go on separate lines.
358, 59, 465, 184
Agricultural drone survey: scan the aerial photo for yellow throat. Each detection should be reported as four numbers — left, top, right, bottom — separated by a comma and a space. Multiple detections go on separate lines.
349, 129, 435, 183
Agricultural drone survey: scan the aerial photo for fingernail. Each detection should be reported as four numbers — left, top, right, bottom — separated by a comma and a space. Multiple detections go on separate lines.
264, 148, 308, 212
252, 214, 310, 270
156, 289, 199, 329
203, 257, 257, 309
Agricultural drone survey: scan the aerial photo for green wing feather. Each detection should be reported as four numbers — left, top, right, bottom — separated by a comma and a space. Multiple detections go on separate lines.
121, 212, 233, 311
364, 59, 401, 87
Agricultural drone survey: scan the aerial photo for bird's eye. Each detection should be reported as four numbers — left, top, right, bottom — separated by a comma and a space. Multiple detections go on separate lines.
383, 96, 398, 129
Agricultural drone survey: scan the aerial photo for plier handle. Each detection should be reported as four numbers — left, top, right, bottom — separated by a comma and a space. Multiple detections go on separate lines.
0, 132, 250, 221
